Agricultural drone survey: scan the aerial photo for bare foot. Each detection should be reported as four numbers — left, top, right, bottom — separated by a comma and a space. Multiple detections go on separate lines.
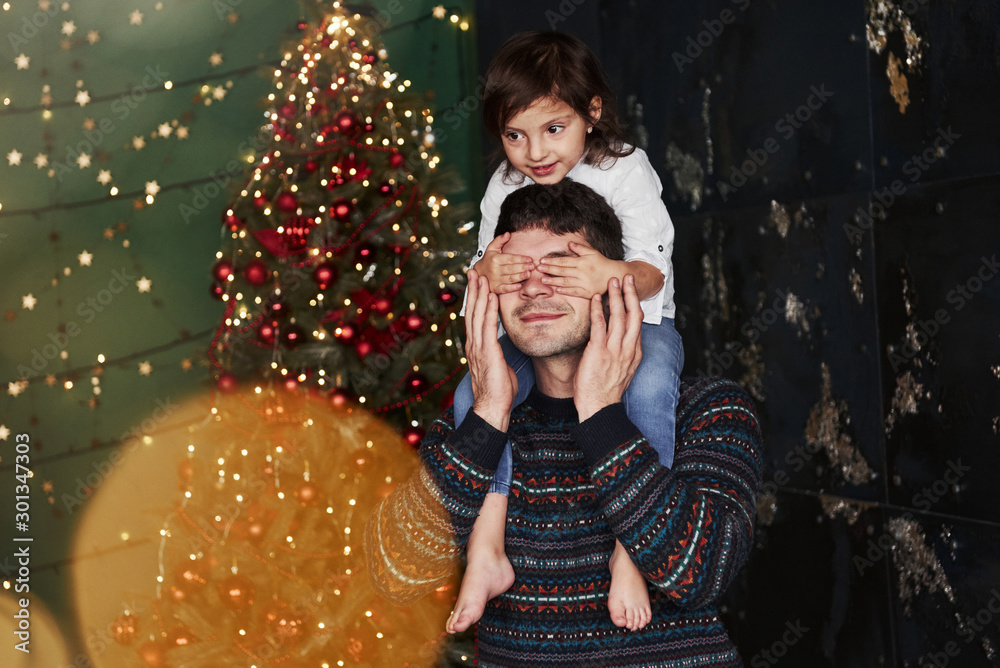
446, 492, 515, 634
608, 540, 651, 631
447, 548, 515, 633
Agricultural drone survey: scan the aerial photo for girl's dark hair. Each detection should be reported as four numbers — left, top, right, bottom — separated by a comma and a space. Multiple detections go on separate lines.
483, 31, 635, 182
495, 179, 624, 262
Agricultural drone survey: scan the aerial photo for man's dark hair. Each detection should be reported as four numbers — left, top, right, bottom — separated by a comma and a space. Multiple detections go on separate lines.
494, 179, 624, 261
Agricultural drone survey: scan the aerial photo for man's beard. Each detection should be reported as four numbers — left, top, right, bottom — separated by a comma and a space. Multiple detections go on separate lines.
505, 300, 590, 360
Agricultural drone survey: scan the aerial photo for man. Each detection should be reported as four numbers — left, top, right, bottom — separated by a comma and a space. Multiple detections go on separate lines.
366, 180, 761, 667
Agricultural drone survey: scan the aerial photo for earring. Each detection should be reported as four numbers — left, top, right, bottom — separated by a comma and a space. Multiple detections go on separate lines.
587, 127, 593, 134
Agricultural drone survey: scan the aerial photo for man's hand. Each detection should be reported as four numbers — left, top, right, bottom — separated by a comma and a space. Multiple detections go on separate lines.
574, 275, 643, 422
538, 241, 625, 300
465, 269, 517, 431
475, 232, 534, 295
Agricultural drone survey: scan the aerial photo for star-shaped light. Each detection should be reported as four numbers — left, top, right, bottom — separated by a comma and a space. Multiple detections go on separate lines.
75, 90, 90, 107
78, 250, 93, 266
157, 123, 172, 138
176, 126, 189, 139
22, 294, 37, 310
138, 361, 152, 376
8, 381, 27, 397
433, 5, 447, 19
97, 170, 112, 185
83, 118, 95, 130
42, 481, 53, 493
180, 359, 193, 371
7, 149, 22, 166
14, 53, 29, 70
34, 153, 49, 169
62, 20, 77, 36
136, 276, 152, 292
103, 228, 115, 239
145, 181, 160, 197
44, 374, 57, 386
76, 153, 91, 168
87, 30, 100, 44
209, 52, 223, 67
132, 136, 146, 150
212, 86, 226, 100
130, 10, 143, 25
0, 425, 9, 440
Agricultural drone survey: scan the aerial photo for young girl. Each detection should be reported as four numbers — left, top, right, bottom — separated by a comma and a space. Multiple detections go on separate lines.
448, 30, 683, 635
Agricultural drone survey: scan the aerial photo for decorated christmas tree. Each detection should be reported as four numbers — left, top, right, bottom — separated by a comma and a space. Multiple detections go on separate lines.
208, 0, 471, 440
105, 3, 475, 666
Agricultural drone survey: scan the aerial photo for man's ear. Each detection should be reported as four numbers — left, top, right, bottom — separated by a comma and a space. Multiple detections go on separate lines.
588, 96, 603, 128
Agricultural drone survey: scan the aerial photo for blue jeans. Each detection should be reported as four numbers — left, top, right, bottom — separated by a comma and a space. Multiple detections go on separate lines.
453, 319, 683, 494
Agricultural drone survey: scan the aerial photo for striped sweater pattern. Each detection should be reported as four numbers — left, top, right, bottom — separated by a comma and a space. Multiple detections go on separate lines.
366, 377, 762, 667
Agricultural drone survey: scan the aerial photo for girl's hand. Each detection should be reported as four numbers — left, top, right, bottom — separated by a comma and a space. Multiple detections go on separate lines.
476, 232, 535, 294
538, 241, 625, 299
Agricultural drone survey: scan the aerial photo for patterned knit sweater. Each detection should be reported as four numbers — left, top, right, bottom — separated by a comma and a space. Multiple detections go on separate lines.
366, 377, 761, 667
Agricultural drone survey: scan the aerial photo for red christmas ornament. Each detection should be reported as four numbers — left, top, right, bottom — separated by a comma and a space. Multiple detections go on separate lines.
356, 242, 376, 263
223, 212, 244, 231
438, 287, 459, 306
401, 311, 427, 333
313, 262, 338, 290
212, 259, 234, 282
331, 198, 353, 221
216, 373, 238, 393
137, 641, 166, 667
279, 101, 297, 118
378, 181, 394, 196
166, 625, 197, 647
371, 296, 393, 316
253, 194, 268, 209
355, 339, 373, 359
295, 481, 320, 506
260, 602, 309, 646
296, 18, 308, 31
267, 293, 288, 318
243, 259, 269, 286
333, 109, 359, 135
305, 160, 319, 174
330, 388, 355, 409
210, 281, 227, 300
405, 372, 429, 394
388, 152, 405, 169
362, 50, 379, 65
280, 216, 316, 254
175, 560, 209, 594
283, 377, 298, 392
257, 321, 277, 345
276, 191, 298, 213
218, 574, 255, 611
281, 324, 305, 348
334, 323, 357, 345
111, 612, 139, 646
402, 426, 425, 449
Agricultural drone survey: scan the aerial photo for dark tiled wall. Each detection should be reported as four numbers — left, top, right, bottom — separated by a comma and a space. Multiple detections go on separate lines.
476, 0, 1000, 664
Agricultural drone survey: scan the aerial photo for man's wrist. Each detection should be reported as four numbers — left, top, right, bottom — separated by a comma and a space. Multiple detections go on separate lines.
472, 403, 510, 432
575, 396, 619, 423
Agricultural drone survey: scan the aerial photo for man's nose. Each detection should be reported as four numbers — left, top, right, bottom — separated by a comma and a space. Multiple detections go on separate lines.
521, 267, 553, 297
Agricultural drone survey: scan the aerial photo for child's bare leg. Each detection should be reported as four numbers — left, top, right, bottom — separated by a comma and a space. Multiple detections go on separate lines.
447, 492, 515, 634
608, 539, 651, 631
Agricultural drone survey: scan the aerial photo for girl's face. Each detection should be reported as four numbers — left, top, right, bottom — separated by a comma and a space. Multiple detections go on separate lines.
501, 96, 600, 184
